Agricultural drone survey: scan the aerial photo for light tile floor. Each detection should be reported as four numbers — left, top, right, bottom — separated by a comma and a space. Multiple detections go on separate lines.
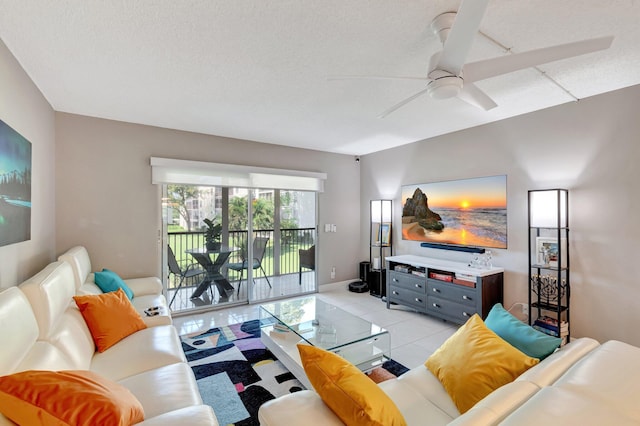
172, 282, 459, 369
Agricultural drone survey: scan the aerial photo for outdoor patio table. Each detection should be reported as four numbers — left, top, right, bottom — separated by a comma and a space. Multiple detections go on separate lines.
186, 246, 237, 301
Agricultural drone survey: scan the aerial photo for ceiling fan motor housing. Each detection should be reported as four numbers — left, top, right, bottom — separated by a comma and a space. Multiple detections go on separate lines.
431, 12, 457, 44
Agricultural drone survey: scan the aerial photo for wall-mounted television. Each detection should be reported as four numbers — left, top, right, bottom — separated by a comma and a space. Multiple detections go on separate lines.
401, 175, 507, 249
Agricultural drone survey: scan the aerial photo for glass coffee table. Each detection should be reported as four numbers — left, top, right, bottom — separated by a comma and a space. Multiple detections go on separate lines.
259, 296, 390, 389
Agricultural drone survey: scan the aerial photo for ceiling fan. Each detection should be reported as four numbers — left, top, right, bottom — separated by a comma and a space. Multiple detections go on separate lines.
331, 0, 614, 118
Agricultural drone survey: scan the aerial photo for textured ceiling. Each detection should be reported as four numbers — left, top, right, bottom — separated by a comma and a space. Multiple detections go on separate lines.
1, 1, 638, 155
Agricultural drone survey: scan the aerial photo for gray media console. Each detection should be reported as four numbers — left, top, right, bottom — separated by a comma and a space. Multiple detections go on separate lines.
386, 255, 504, 324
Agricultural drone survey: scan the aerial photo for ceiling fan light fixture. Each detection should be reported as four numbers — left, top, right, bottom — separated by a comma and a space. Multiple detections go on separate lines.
427, 75, 463, 99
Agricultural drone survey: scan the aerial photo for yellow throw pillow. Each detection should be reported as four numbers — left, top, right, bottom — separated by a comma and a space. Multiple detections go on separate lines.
0, 370, 144, 426
425, 314, 539, 414
74, 288, 147, 352
298, 344, 406, 426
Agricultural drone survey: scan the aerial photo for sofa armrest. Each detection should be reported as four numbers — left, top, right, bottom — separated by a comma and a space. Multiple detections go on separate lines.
258, 390, 343, 426
125, 277, 163, 297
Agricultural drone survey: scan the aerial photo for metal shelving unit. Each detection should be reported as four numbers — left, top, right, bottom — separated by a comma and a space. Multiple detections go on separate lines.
528, 189, 570, 343
369, 200, 392, 297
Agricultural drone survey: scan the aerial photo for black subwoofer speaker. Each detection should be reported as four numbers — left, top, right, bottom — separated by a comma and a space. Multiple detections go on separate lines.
359, 261, 370, 283
369, 269, 387, 298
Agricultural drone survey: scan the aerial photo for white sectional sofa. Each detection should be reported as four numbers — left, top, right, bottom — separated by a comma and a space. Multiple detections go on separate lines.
0, 260, 216, 425
259, 336, 640, 425
58, 246, 172, 327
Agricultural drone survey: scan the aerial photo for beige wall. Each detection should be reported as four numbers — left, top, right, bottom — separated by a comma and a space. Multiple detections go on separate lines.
55, 113, 361, 285
0, 39, 56, 288
360, 84, 640, 346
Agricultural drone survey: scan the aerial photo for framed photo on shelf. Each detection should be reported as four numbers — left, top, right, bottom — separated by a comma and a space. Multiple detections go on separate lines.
535, 237, 567, 267
377, 223, 391, 245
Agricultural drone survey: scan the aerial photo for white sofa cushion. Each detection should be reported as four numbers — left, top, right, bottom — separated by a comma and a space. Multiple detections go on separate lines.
0, 288, 39, 375
125, 277, 164, 297
258, 390, 344, 426
449, 381, 540, 425
58, 245, 92, 292
90, 324, 186, 381
139, 406, 218, 426
516, 337, 599, 387
499, 340, 640, 425
118, 362, 203, 419
380, 377, 454, 425
394, 365, 460, 419
19, 261, 96, 370
18, 261, 76, 340
0, 286, 76, 374
132, 293, 172, 326
500, 386, 639, 425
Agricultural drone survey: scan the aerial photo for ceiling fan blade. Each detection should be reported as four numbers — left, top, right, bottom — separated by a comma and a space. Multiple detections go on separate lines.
437, 0, 490, 75
457, 83, 497, 110
327, 75, 429, 82
378, 87, 432, 119
464, 35, 614, 83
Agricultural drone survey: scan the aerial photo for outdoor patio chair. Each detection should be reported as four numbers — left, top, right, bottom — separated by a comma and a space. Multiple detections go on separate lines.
298, 245, 315, 284
228, 236, 272, 294
167, 245, 206, 307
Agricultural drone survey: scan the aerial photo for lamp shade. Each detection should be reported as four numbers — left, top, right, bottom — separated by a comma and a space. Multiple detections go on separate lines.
371, 200, 392, 223
529, 189, 568, 228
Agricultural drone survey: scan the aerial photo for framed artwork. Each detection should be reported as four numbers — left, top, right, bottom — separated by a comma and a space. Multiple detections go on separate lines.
535, 237, 567, 267
377, 223, 391, 245
0, 118, 32, 247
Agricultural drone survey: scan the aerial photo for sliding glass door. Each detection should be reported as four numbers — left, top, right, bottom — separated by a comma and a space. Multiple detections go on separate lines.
163, 185, 317, 314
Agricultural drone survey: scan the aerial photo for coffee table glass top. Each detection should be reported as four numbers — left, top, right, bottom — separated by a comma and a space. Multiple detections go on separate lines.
259, 296, 390, 370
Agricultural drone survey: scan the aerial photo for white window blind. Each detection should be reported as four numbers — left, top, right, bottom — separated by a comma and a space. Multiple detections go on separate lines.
150, 157, 327, 192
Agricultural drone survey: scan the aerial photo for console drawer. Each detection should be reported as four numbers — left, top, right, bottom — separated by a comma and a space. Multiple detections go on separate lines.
428, 296, 477, 323
388, 286, 426, 310
389, 271, 426, 293
428, 279, 477, 307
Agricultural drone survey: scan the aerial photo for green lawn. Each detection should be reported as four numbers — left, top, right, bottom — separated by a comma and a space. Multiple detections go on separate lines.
167, 230, 312, 288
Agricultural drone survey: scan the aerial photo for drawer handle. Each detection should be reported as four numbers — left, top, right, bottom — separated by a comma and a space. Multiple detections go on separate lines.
462, 312, 470, 317
432, 288, 440, 293
393, 278, 398, 282
392, 291, 399, 295
415, 298, 423, 303
432, 303, 440, 308
415, 283, 422, 288
462, 295, 470, 300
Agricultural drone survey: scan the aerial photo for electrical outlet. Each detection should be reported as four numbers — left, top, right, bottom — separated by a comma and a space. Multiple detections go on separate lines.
331, 267, 336, 279
522, 303, 529, 315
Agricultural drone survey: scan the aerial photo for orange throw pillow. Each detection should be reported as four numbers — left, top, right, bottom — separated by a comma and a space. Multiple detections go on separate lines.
74, 288, 147, 352
0, 370, 144, 426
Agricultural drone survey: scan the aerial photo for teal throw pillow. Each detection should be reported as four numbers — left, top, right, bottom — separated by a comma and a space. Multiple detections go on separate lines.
485, 303, 560, 360
94, 269, 134, 300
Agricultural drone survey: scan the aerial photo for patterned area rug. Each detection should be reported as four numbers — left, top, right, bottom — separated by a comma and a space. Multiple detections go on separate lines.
180, 319, 409, 426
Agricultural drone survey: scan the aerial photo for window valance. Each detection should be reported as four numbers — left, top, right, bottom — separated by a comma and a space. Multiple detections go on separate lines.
150, 157, 327, 192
